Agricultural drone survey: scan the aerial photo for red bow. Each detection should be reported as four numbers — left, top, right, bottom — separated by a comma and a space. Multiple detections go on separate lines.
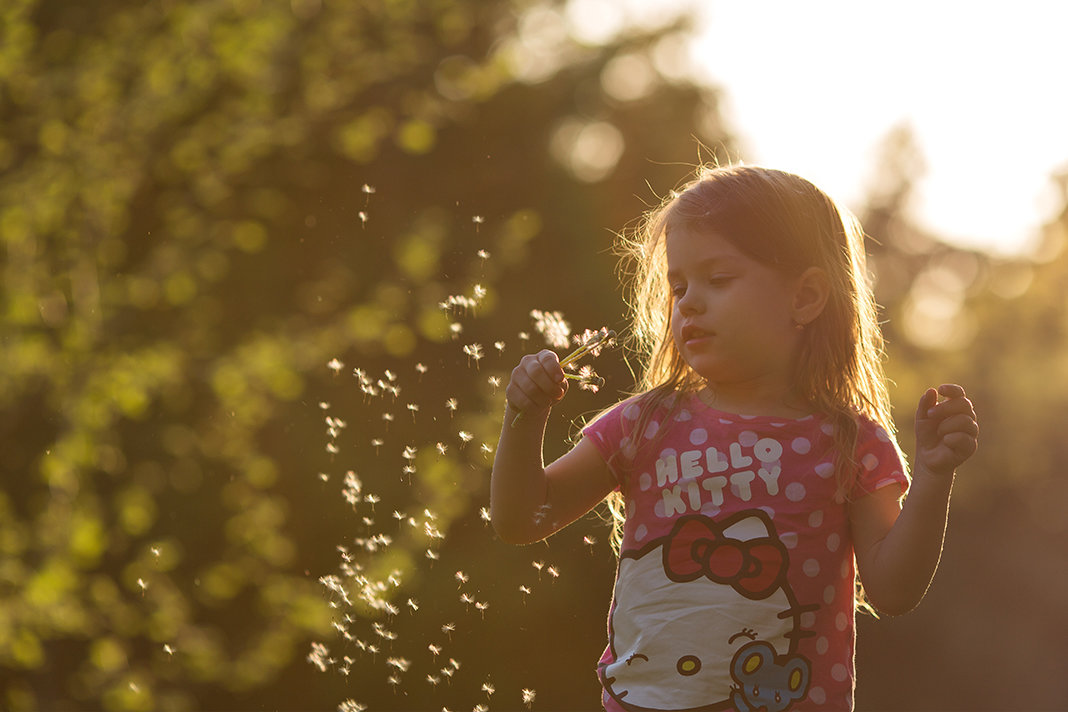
662, 515, 788, 600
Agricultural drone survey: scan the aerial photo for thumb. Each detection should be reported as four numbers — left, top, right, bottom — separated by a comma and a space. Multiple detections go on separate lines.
916, 387, 938, 421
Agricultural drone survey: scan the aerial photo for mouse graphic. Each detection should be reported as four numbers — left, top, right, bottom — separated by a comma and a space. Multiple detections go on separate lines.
730, 640, 810, 712
600, 511, 813, 711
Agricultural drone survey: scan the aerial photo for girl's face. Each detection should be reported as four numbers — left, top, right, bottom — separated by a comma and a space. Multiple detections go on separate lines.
666, 226, 801, 399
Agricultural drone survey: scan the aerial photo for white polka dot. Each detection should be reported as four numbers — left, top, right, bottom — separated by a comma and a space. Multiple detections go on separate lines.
621, 436, 637, 458
770, 421, 786, 428
689, 428, 708, 446
831, 663, 849, 682
803, 559, 820, 577
808, 509, 824, 528
718, 418, 733, 425
781, 531, 798, 550
814, 462, 834, 479
740, 414, 756, 420
841, 559, 852, 578
739, 430, 758, 447
835, 612, 849, 631
653, 500, 665, 518
816, 637, 829, 655
644, 421, 660, 439
623, 403, 640, 420
675, 409, 692, 421
809, 687, 827, 705
826, 533, 841, 552
759, 506, 775, 519
791, 437, 811, 454
862, 453, 880, 471
821, 423, 835, 436
801, 611, 816, 629
785, 482, 806, 502
634, 524, 648, 542
638, 472, 652, 491
823, 585, 836, 604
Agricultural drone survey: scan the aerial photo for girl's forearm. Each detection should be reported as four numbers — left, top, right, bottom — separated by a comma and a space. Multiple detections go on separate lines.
863, 470, 954, 615
490, 403, 552, 544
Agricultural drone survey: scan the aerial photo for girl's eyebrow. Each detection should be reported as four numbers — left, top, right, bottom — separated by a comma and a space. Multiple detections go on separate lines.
666, 255, 741, 280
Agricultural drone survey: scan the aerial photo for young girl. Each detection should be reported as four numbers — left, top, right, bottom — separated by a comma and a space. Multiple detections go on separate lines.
490, 164, 978, 711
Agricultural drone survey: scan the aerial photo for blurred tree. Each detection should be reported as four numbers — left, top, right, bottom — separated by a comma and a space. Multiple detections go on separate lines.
0, 1, 733, 709
855, 128, 1068, 711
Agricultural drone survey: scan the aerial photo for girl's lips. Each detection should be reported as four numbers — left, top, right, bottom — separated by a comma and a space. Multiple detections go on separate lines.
680, 325, 712, 344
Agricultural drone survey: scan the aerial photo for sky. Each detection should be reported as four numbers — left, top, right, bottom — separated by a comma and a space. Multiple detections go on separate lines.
686, 1, 1068, 255
568, 0, 1068, 255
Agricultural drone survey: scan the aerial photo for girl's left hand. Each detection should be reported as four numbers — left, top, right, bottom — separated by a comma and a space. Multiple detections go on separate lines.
914, 384, 978, 477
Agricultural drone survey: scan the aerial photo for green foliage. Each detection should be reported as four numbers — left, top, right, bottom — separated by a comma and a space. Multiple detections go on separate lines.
0, 0, 727, 709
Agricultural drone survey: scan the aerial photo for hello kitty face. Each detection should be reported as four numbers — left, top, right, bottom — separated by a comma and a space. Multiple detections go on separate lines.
601, 511, 811, 712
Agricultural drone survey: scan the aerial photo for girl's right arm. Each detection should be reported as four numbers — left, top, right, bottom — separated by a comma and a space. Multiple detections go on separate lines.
490, 350, 617, 545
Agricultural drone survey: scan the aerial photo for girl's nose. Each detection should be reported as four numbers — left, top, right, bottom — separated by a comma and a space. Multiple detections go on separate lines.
676, 289, 703, 315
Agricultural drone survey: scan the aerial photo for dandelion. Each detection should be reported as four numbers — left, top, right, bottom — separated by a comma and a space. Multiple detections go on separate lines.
530, 309, 570, 349
361, 184, 376, 195
436, 442, 448, 455
441, 622, 456, 638
547, 566, 560, 579
426, 549, 440, 561
407, 403, 419, 419
446, 398, 458, 414
428, 643, 442, 657
475, 600, 489, 618
488, 375, 501, 390
426, 674, 441, 686
455, 571, 469, 586
482, 682, 496, 696
308, 642, 333, 672
463, 343, 484, 367
494, 340, 506, 354
458, 430, 473, 444
522, 688, 536, 708
478, 249, 490, 260
386, 657, 411, 673
327, 358, 344, 374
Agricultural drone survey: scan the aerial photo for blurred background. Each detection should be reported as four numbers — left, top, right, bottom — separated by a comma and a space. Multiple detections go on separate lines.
1, 1, 1066, 710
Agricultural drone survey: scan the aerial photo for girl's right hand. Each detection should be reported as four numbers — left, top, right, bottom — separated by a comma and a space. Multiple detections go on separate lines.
506, 349, 569, 418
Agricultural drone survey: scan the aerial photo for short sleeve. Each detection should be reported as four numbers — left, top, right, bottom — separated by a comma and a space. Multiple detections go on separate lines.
850, 417, 909, 499
581, 397, 643, 488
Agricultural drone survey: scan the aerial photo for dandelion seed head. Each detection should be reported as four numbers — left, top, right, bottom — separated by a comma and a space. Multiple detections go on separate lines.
531, 309, 571, 349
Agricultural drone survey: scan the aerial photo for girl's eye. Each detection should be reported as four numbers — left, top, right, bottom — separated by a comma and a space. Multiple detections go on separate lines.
708, 274, 734, 285
670, 284, 686, 299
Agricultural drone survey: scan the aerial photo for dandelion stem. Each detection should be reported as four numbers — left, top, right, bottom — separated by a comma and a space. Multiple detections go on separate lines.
511, 328, 615, 427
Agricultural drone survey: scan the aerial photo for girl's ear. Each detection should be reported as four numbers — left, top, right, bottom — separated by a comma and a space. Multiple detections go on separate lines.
792, 267, 830, 326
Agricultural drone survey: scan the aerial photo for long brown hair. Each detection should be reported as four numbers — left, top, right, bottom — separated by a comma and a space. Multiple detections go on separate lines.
605, 164, 903, 558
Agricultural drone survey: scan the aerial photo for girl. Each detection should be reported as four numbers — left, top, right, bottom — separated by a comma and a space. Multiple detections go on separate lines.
491, 164, 978, 711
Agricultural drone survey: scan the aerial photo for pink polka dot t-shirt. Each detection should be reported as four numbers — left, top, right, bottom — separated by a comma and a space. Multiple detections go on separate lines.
583, 392, 908, 711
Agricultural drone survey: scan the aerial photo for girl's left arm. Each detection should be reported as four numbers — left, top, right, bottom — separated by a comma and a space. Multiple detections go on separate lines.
850, 384, 979, 615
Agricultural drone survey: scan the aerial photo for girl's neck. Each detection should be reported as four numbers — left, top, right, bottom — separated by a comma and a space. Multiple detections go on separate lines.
695, 381, 813, 419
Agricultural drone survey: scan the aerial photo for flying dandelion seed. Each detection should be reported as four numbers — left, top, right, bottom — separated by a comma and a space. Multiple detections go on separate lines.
436, 442, 448, 455
358, 211, 368, 226
530, 309, 571, 349
163, 644, 176, 656
463, 343, 484, 367
327, 358, 344, 374
455, 571, 469, 586
415, 362, 428, 376
361, 184, 376, 195
479, 507, 491, 524
428, 643, 442, 657
488, 376, 501, 390
482, 682, 495, 696
338, 700, 366, 712
446, 398, 458, 414
494, 341, 506, 354
522, 689, 536, 708
477, 248, 490, 260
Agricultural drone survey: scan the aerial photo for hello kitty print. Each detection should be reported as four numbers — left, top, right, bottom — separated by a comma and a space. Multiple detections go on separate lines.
583, 394, 907, 711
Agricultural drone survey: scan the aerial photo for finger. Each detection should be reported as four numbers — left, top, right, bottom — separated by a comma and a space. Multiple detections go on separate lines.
926, 395, 976, 421
936, 383, 967, 399
916, 388, 939, 420
937, 413, 980, 438
941, 431, 978, 457
528, 350, 566, 395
